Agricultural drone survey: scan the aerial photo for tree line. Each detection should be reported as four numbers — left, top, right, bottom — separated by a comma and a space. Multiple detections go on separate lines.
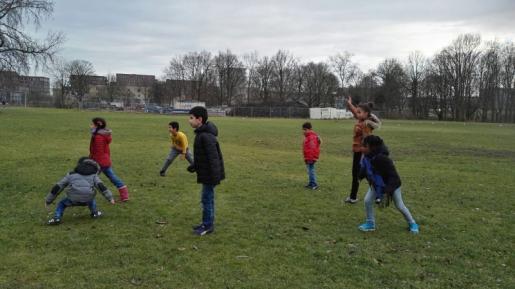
161, 35, 514, 122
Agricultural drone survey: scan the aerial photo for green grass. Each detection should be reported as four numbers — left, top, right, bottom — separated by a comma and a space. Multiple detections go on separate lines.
0, 107, 513, 289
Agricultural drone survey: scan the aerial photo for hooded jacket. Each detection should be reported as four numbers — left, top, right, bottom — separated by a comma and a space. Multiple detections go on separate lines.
190, 121, 225, 185
89, 128, 112, 168
303, 130, 321, 162
359, 145, 401, 195
45, 158, 114, 204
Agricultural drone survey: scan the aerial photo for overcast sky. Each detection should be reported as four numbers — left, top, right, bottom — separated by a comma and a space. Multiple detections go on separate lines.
37, 0, 515, 78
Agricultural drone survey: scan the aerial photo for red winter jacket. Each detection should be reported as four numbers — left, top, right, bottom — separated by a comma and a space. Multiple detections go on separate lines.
89, 129, 112, 168
303, 130, 321, 162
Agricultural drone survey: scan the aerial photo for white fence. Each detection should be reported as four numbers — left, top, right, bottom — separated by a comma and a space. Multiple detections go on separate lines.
309, 107, 353, 119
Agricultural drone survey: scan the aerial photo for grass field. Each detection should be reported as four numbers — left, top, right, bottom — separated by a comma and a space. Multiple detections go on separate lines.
0, 107, 514, 289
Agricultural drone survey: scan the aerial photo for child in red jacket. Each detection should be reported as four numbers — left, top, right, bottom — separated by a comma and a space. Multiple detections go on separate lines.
303, 122, 321, 190
89, 117, 129, 202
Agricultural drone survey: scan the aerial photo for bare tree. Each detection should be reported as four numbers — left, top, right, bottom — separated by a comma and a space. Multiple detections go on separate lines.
0, 0, 64, 72
68, 59, 94, 109
255, 55, 274, 104
438, 34, 481, 120
214, 49, 246, 106
500, 42, 515, 122
376, 58, 408, 114
49, 57, 68, 107
243, 51, 259, 104
271, 49, 296, 103
182, 51, 213, 101
405, 51, 427, 118
329, 51, 359, 92
302, 61, 338, 107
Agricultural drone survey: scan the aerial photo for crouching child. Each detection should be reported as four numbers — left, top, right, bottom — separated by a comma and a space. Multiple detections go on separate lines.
45, 157, 115, 225
357, 136, 419, 234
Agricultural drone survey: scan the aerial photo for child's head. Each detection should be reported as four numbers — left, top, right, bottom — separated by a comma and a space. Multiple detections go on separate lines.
302, 122, 312, 135
356, 102, 374, 120
169, 121, 179, 134
361, 135, 384, 154
188, 106, 208, 128
91, 117, 107, 129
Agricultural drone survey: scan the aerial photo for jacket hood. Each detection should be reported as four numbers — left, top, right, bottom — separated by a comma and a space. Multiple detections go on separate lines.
195, 121, 218, 136
92, 128, 112, 136
74, 158, 100, 175
366, 144, 389, 158
304, 130, 317, 137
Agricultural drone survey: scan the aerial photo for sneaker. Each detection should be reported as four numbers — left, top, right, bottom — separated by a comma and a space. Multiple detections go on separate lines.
304, 184, 312, 189
345, 197, 359, 204
358, 222, 376, 232
310, 185, 319, 190
47, 218, 61, 225
159, 171, 166, 177
409, 223, 419, 234
91, 211, 103, 218
193, 225, 214, 236
192, 223, 203, 230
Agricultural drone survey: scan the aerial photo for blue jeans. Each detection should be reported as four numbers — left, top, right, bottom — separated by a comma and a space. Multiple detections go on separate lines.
364, 187, 415, 225
55, 198, 97, 219
306, 162, 318, 187
102, 167, 125, 189
201, 184, 215, 227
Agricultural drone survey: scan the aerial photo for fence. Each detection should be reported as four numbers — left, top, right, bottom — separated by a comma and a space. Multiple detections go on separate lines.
228, 106, 310, 118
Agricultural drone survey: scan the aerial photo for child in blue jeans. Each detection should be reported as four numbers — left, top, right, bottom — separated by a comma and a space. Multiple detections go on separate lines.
357, 135, 419, 234
45, 157, 115, 225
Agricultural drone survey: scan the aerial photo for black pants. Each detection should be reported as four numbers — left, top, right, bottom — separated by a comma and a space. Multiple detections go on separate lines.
349, 151, 362, 199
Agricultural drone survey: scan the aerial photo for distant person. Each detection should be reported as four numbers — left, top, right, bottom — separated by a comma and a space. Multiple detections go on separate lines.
357, 135, 419, 234
45, 157, 115, 225
159, 121, 194, 176
344, 97, 381, 204
187, 106, 225, 236
89, 117, 129, 202
302, 122, 321, 190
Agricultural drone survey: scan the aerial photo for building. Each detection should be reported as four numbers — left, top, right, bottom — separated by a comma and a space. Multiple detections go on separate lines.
116, 73, 155, 104
69, 75, 108, 99
0, 71, 50, 105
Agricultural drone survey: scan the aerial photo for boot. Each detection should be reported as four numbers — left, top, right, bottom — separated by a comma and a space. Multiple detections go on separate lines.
118, 186, 129, 202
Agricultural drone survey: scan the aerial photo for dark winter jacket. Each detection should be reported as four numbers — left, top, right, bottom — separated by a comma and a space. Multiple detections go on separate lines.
359, 145, 401, 195
89, 128, 112, 168
189, 122, 225, 185
45, 158, 114, 204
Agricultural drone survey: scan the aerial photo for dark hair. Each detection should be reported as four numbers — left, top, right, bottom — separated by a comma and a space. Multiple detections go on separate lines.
92, 117, 107, 129
302, 122, 312, 129
362, 135, 384, 149
169, 121, 179, 130
188, 106, 208, 124
358, 102, 374, 115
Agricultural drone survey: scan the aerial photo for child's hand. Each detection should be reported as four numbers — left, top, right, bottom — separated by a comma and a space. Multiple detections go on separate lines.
347, 97, 353, 106
110, 199, 116, 205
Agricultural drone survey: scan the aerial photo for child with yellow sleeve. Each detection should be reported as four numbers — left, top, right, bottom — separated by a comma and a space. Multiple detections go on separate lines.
159, 121, 194, 176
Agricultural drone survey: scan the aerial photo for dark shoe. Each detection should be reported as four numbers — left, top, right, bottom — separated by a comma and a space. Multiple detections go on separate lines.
159, 171, 166, 177
193, 224, 214, 236
345, 197, 359, 204
91, 211, 103, 218
192, 223, 203, 230
47, 217, 61, 225
311, 185, 319, 190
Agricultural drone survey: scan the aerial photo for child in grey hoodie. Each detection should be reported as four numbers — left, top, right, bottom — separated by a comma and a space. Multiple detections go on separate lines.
45, 157, 115, 225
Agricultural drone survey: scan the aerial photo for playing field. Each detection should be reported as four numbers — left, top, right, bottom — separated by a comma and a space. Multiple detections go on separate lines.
0, 108, 513, 289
